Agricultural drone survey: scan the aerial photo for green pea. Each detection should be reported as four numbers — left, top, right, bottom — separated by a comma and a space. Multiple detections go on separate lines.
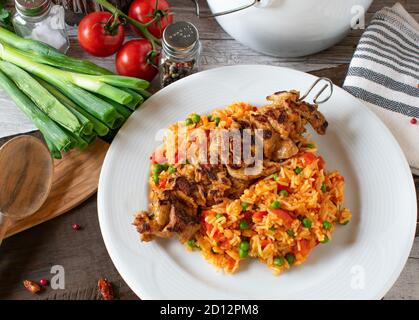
152, 172, 159, 184
286, 229, 295, 237
187, 239, 195, 248
239, 248, 248, 258
321, 182, 327, 193
279, 189, 289, 197
168, 165, 176, 174
285, 253, 295, 265
185, 118, 193, 126
294, 167, 303, 174
191, 114, 201, 124
241, 202, 249, 211
270, 200, 281, 209
216, 213, 223, 220
214, 117, 221, 126
320, 235, 329, 244
302, 218, 312, 229
239, 241, 250, 251
273, 256, 284, 267
272, 173, 279, 181
152, 163, 164, 174
323, 221, 332, 230
239, 220, 249, 230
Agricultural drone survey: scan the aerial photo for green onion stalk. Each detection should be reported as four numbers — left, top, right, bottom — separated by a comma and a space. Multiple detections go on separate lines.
0, 26, 111, 75
0, 70, 71, 155
0, 43, 147, 104
44, 137, 62, 159
0, 60, 92, 136
37, 78, 110, 137
95, 94, 133, 120
0, 43, 127, 128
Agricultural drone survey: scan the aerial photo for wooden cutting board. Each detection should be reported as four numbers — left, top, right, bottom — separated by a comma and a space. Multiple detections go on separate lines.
4, 138, 109, 238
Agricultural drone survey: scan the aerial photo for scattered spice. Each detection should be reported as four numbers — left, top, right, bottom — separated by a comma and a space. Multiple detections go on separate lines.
39, 279, 48, 286
23, 280, 41, 294
97, 277, 114, 300
410, 117, 417, 125
71, 223, 81, 230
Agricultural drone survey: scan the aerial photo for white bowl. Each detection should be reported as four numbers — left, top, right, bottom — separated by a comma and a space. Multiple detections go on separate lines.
206, 0, 373, 57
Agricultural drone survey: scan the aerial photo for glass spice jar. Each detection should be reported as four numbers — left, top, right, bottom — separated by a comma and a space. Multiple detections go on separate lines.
12, 0, 70, 53
159, 21, 201, 88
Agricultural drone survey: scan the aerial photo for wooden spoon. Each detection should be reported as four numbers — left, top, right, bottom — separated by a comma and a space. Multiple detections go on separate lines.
0, 135, 53, 246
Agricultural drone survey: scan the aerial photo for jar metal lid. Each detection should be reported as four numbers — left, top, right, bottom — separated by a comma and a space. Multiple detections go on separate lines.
163, 21, 199, 53
15, 0, 50, 17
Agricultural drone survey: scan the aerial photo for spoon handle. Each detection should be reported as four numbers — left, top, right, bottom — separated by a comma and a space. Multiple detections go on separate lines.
0, 213, 12, 247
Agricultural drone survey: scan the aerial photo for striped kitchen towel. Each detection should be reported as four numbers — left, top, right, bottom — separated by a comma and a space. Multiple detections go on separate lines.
343, 2, 419, 174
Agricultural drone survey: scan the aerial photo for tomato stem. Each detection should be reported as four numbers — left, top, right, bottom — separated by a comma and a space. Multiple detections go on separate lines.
103, 12, 121, 36
96, 0, 162, 47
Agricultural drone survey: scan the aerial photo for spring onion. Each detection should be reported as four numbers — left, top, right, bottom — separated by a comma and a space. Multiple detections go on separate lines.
95, 94, 133, 120
44, 137, 62, 159
0, 43, 135, 104
0, 61, 88, 135
0, 26, 112, 75
0, 70, 71, 152
122, 88, 145, 111
37, 78, 109, 137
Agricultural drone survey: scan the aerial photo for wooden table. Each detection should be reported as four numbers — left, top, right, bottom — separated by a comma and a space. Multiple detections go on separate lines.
0, 0, 418, 300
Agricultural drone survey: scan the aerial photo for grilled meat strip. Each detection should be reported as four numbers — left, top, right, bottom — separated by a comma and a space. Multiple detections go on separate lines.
134, 90, 328, 242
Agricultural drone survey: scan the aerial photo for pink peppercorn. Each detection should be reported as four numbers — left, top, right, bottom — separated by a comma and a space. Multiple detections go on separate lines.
71, 223, 81, 230
410, 118, 417, 125
39, 279, 48, 286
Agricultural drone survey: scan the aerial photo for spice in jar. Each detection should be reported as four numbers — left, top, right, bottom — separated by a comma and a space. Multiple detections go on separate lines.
160, 21, 201, 88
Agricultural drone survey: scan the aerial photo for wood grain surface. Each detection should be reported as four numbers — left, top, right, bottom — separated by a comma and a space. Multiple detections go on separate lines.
0, 0, 417, 300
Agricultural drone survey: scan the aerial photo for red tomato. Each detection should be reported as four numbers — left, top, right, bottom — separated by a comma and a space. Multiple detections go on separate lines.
78, 12, 125, 57
296, 239, 313, 256
260, 239, 270, 248
253, 211, 268, 220
270, 209, 294, 226
128, 0, 173, 39
303, 152, 317, 165
115, 39, 159, 81
158, 179, 167, 189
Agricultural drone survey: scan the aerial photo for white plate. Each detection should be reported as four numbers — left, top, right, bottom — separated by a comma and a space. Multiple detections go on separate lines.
98, 65, 417, 299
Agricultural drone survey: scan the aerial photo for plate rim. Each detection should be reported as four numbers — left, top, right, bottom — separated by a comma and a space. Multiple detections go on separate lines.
98, 64, 417, 300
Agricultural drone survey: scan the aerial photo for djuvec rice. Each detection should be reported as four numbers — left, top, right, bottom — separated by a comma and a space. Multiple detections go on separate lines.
146, 100, 351, 275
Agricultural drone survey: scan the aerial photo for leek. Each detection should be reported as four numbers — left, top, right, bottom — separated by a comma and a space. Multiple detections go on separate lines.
97, 94, 133, 119
123, 88, 144, 110
37, 78, 110, 137
45, 137, 62, 159
134, 88, 152, 99
0, 43, 134, 105
0, 26, 111, 75
0, 70, 71, 151
0, 60, 87, 135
